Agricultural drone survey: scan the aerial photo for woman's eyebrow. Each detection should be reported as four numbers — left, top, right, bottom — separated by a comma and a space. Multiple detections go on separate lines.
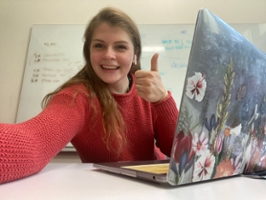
91, 39, 129, 44
91, 39, 104, 43
114, 41, 129, 44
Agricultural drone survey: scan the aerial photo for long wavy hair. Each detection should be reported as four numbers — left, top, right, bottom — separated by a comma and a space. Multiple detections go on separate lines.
42, 7, 142, 154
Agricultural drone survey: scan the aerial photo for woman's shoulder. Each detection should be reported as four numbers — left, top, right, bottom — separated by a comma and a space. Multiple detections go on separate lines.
52, 84, 91, 103
58, 84, 89, 95
48, 84, 91, 108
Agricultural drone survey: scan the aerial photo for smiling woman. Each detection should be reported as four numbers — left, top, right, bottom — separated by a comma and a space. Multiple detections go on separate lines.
89, 23, 135, 94
0, 7, 178, 184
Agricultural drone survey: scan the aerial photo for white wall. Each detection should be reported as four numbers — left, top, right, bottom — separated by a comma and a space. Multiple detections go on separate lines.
1, 0, 266, 123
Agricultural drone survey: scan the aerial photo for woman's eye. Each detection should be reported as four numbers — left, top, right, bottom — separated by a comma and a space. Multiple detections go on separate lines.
94, 43, 104, 48
116, 45, 127, 50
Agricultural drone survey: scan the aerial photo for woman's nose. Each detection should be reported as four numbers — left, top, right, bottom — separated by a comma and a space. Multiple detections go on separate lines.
103, 47, 116, 59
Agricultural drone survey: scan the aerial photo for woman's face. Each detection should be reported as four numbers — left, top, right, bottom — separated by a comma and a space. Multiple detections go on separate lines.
90, 23, 135, 93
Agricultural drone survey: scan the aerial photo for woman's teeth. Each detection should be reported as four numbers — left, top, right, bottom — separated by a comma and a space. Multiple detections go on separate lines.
102, 65, 118, 69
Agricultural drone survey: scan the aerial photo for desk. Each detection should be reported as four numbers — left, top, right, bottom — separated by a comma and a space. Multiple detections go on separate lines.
0, 163, 265, 200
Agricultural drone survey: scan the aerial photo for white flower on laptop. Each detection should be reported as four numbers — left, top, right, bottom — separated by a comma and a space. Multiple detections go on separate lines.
186, 72, 207, 102
192, 149, 215, 182
192, 131, 208, 156
223, 124, 242, 137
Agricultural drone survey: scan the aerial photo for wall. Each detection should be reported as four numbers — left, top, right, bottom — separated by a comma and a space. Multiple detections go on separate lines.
1, 0, 266, 123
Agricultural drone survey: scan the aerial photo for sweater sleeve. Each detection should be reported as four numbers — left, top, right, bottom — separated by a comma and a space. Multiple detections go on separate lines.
0, 85, 89, 184
151, 91, 179, 157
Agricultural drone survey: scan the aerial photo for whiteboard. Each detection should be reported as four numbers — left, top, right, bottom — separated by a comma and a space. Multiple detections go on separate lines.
16, 23, 266, 123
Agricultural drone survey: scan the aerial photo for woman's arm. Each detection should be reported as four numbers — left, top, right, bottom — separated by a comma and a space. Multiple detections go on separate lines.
151, 92, 179, 157
0, 85, 89, 184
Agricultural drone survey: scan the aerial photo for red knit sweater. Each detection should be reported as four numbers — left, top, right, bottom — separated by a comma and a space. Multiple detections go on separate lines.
0, 74, 178, 184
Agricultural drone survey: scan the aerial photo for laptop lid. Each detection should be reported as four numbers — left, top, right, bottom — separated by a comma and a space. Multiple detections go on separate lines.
167, 8, 266, 186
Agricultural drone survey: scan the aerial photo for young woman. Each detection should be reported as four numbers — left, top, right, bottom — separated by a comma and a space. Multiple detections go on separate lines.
0, 7, 178, 184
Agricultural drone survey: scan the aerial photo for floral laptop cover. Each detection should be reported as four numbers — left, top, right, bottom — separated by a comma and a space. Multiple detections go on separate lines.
167, 8, 266, 185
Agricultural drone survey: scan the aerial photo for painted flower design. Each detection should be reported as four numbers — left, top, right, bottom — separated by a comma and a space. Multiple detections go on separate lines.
214, 159, 235, 178
248, 148, 261, 171
231, 153, 243, 174
242, 138, 258, 172
174, 131, 195, 175
192, 131, 208, 156
215, 134, 223, 154
186, 72, 207, 102
193, 149, 215, 182
223, 124, 242, 137
230, 124, 242, 136
260, 155, 266, 169
261, 123, 266, 135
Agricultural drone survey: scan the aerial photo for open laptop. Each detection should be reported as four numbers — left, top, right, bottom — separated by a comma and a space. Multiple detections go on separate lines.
93, 8, 266, 186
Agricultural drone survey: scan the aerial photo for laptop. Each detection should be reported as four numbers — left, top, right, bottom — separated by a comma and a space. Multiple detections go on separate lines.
93, 8, 266, 186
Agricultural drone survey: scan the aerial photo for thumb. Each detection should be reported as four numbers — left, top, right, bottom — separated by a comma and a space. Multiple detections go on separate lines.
150, 53, 159, 71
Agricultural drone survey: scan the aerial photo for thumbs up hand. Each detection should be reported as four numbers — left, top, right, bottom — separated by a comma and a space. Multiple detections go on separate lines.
135, 53, 168, 103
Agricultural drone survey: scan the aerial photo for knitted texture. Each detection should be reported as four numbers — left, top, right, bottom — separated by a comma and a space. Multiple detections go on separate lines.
0, 74, 178, 184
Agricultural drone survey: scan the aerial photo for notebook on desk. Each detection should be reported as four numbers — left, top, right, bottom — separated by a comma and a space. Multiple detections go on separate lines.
93, 8, 266, 186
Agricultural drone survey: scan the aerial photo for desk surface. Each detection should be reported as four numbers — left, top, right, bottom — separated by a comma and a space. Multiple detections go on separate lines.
0, 163, 265, 200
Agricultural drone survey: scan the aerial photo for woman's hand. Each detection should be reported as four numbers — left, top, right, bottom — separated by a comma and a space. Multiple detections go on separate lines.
135, 53, 168, 103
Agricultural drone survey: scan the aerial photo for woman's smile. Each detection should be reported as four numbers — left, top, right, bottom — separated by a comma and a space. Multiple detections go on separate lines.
101, 65, 119, 70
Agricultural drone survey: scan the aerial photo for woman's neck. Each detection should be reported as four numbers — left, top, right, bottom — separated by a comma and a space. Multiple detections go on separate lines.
108, 74, 131, 94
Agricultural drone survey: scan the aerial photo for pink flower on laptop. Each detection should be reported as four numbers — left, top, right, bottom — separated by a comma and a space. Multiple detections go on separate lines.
214, 159, 234, 178
192, 131, 208, 156
215, 134, 223, 155
192, 149, 215, 182
186, 72, 206, 102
